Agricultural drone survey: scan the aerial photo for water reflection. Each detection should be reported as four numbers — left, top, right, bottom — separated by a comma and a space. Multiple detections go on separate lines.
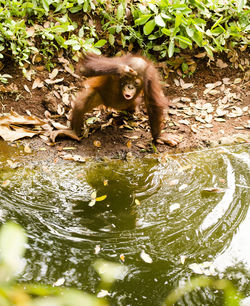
0, 143, 249, 305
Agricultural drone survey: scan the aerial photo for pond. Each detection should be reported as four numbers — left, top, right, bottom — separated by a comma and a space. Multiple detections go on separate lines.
0, 141, 249, 305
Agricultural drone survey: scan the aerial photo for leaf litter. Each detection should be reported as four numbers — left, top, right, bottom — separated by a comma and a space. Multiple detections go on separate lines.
0, 51, 249, 158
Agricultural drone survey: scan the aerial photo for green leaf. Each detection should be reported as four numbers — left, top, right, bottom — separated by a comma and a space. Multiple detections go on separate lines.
153, 45, 164, 51
148, 3, 158, 13
204, 45, 214, 60
155, 15, 166, 27
237, 0, 246, 12
186, 26, 194, 37
117, 3, 124, 20
211, 27, 225, 35
162, 28, 172, 36
121, 32, 126, 48
83, 1, 89, 12
211, 16, 223, 30
176, 35, 192, 46
0, 223, 26, 262
41, 0, 49, 13
168, 39, 175, 58
143, 19, 156, 35
69, 5, 82, 13
0, 222, 27, 280
109, 34, 115, 46
135, 15, 152, 26
54, 35, 66, 48
72, 44, 81, 51
94, 39, 107, 48
182, 62, 189, 73
78, 26, 84, 38
161, 13, 172, 21
192, 30, 203, 47
175, 13, 182, 28
64, 39, 79, 45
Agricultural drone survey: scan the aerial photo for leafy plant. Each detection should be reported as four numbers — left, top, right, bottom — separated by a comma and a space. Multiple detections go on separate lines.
0, 222, 124, 305
0, 0, 249, 69
130, 0, 249, 59
165, 276, 243, 306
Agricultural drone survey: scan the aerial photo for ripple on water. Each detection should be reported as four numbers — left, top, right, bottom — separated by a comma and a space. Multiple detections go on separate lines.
0, 144, 249, 304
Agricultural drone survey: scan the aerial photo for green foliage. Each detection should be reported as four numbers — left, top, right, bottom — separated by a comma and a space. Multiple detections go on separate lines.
165, 276, 243, 306
0, 0, 248, 68
0, 0, 107, 67
0, 222, 113, 305
129, 0, 249, 59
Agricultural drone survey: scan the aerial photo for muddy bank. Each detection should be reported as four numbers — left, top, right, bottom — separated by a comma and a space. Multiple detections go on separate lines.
0, 57, 249, 162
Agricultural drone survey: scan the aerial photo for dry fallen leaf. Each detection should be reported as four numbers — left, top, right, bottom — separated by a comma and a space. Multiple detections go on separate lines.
120, 254, 125, 262
7, 160, 19, 169
32, 78, 44, 89
45, 78, 64, 85
95, 195, 107, 201
216, 59, 228, 68
24, 144, 32, 153
135, 199, 140, 206
89, 199, 96, 207
228, 106, 243, 118
101, 118, 113, 130
0, 111, 45, 126
126, 140, 132, 149
93, 140, 101, 148
181, 83, 194, 89
222, 78, 231, 85
174, 79, 180, 86
234, 78, 241, 84
189, 262, 215, 276
62, 147, 76, 151
2, 180, 10, 187
169, 203, 180, 212
169, 179, 179, 186
94, 245, 101, 255
180, 97, 191, 102
49, 68, 59, 80
26, 27, 35, 37
64, 65, 80, 78
124, 135, 139, 140
180, 255, 187, 265
0, 125, 39, 142
50, 129, 80, 142
214, 118, 226, 122
178, 164, 192, 172
24, 84, 31, 93
61, 154, 86, 162
203, 187, 225, 193
140, 250, 153, 263
179, 119, 190, 126
195, 52, 206, 58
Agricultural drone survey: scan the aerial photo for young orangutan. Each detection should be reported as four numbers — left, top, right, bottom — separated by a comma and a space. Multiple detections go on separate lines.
51, 53, 180, 146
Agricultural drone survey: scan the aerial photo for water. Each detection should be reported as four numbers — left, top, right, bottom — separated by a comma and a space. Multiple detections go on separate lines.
0, 141, 249, 305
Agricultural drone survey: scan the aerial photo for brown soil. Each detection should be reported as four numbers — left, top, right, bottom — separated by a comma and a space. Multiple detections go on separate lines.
0, 55, 249, 162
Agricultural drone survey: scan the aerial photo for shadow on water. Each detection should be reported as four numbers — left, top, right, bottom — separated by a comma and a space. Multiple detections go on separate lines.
0, 141, 250, 305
